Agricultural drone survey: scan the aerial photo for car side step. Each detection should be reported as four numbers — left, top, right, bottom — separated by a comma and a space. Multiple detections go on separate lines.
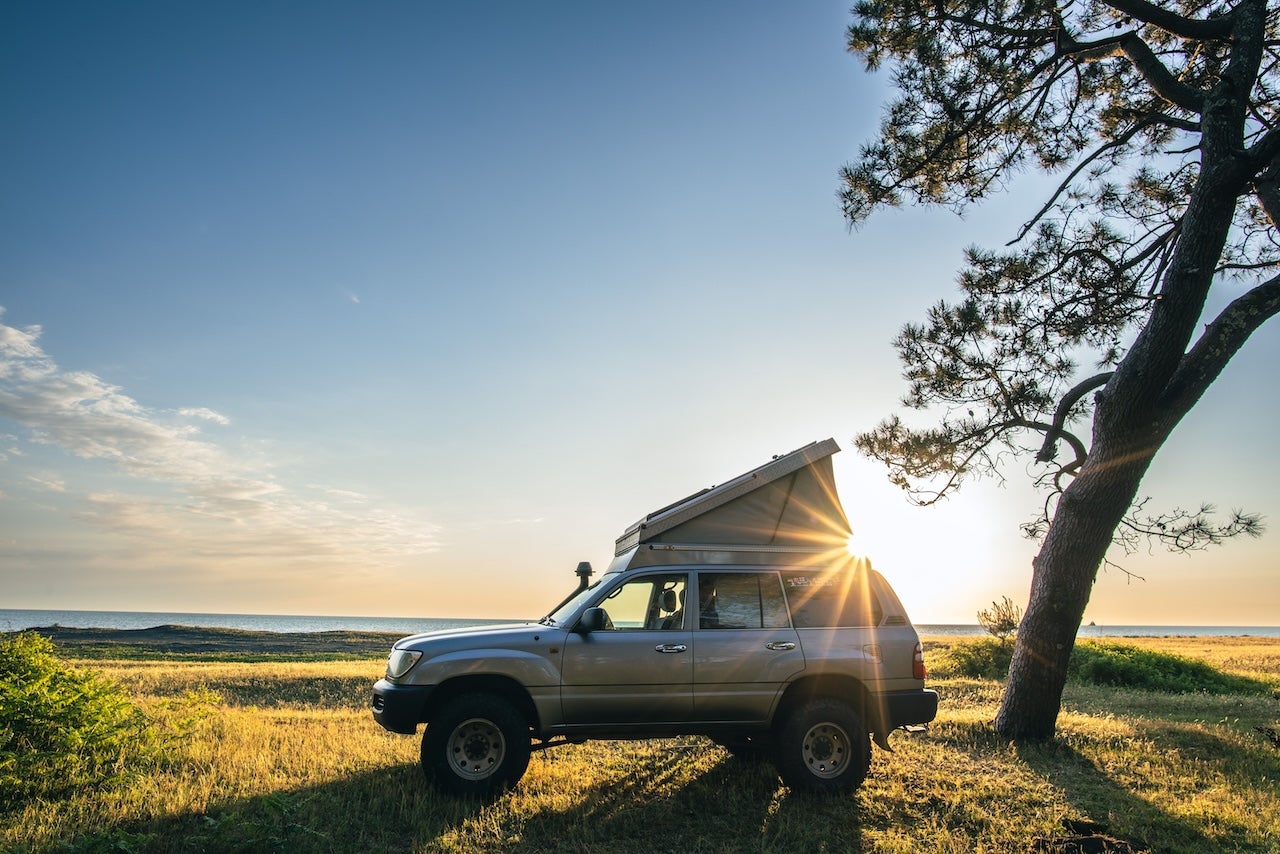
531, 737, 588, 752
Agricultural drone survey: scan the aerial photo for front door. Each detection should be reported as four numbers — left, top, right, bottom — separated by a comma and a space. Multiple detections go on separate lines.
561, 573, 693, 724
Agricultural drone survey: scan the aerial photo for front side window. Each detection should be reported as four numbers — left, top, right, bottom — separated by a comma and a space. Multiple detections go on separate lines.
697, 572, 789, 629
782, 570, 883, 628
598, 574, 688, 630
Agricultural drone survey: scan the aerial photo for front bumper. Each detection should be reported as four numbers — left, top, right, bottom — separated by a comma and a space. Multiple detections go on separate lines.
880, 688, 939, 730
371, 679, 435, 734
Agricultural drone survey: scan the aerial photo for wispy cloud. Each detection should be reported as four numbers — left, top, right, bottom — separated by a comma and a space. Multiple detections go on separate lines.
27, 473, 65, 493
0, 307, 439, 571
178, 407, 231, 426
0, 313, 228, 482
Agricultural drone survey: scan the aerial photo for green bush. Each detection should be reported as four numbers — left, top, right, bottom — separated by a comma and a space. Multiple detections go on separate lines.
935, 637, 1014, 679
934, 636, 1267, 695
1067, 641, 1265, 694
0, 632, 155, 809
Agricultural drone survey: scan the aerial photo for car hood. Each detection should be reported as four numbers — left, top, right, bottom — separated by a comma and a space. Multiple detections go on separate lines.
394, 622, 547, 650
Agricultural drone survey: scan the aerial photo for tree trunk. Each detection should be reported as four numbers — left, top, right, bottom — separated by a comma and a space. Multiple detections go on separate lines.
993, 431, 1157, 739
993, 34, 1257, 737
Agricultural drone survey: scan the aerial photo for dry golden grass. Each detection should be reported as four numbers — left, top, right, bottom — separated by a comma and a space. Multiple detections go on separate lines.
95, 659, 378, 709
2, 637, 1277, 852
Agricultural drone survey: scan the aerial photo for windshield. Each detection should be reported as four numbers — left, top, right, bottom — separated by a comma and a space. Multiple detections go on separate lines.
542, 575, 611, 625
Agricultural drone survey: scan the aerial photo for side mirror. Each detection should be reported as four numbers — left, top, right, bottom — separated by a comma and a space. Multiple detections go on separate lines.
576, 607, 607, 634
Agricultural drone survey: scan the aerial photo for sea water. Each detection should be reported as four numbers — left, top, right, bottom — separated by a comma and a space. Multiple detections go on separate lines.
2, 609, 1277, 638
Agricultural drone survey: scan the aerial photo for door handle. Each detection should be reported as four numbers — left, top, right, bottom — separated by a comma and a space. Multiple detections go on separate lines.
654, 644, 688, 653
765, 641, 796, 651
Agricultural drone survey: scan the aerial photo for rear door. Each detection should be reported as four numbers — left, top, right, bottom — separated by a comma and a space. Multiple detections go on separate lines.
691, 570, 805, 722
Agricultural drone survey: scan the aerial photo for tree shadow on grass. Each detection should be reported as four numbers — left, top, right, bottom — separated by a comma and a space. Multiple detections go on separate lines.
925, 720, 1223, 852
1013, 739, 1219, 853
45, 746, 866, 854
1138, 720, 1280, 789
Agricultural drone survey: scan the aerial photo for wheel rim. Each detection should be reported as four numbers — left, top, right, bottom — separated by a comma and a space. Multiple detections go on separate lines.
800, 721, 850, 779
447, 717, 506, 780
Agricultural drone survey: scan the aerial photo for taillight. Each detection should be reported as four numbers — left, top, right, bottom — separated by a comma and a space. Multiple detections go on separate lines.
913, 642, 927, 680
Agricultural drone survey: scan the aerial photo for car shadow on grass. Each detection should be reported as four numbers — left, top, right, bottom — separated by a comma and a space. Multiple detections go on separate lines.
514, 749, 865, 853
48, 746, 868, 854
44, 763, 489, 854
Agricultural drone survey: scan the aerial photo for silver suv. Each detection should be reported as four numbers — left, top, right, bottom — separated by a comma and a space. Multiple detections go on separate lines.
372, 440, 938, 797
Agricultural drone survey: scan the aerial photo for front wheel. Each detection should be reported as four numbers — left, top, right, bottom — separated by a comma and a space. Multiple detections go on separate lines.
421, 694, 531, 798
774, 698, 870, 794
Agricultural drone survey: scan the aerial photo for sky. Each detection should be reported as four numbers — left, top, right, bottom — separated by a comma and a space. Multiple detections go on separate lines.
2, 1, 1277, 626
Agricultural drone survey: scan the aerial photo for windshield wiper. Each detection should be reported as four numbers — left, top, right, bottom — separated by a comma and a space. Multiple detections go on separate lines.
538, 616, 557, 626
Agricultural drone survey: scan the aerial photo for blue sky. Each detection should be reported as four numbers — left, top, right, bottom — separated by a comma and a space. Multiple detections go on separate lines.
2, 1, 1276, 625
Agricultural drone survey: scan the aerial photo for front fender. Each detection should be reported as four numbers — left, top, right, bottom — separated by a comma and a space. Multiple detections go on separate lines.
418, 647, 561, 689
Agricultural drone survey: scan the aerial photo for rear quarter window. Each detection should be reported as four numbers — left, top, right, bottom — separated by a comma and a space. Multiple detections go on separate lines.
782, 570, 884, 628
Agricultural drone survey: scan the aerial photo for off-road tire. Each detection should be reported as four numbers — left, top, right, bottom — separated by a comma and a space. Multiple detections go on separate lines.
774, 698, 870, 794
421, 693, 531, 798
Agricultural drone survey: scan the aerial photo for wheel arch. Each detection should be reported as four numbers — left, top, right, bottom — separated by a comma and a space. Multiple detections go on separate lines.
774, 674, 880, 734
424, 674, 540, 733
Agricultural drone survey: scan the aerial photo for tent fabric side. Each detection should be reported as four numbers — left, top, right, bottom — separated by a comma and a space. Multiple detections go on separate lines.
612, 440, 853, 558
642, 453, 850, 549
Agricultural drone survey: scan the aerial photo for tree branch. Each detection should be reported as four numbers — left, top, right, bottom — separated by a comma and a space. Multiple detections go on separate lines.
1101, 0, 1234, 42
1161, 273, 1280, 423
1034, 373, 1112, 463
1056, 29, 1205, 113
1252, 150, 1280, 227
1245, 126, 1280, 174
1118, 34, 1207, 113
1013, 116, 1175, 244
1117, 502, 1265, 551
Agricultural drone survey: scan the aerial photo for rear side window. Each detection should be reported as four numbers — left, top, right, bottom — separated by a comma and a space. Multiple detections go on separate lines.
782, 570, 883, 628
697, 572, 789, 629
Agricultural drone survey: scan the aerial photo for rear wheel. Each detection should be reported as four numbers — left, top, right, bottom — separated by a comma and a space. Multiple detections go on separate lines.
421, 694, 531, 798
774, 698, 870, 794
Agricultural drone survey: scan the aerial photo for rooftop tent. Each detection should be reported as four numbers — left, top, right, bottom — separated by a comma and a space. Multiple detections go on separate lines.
614, 439, 853, 567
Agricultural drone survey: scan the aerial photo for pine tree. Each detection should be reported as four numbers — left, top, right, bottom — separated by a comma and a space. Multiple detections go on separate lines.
843, 0, 1277, 738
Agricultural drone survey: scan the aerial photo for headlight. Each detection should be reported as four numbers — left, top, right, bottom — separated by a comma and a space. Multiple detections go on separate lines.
386, 648, 423, 679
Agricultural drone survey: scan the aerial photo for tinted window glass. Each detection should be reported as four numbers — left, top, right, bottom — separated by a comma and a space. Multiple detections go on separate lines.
698, 572, 789, 629
782, 571, 883, 628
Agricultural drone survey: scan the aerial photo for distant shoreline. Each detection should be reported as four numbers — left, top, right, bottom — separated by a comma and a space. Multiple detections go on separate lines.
16, 624, 404, 659
10, 621, 1280, 660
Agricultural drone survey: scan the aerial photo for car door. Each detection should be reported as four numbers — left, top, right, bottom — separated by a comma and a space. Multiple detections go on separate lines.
560, 572, 693, 724
692, 570, 805, 722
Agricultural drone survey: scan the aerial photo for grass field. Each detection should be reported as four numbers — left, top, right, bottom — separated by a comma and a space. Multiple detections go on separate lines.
3, 634, 1278, 852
